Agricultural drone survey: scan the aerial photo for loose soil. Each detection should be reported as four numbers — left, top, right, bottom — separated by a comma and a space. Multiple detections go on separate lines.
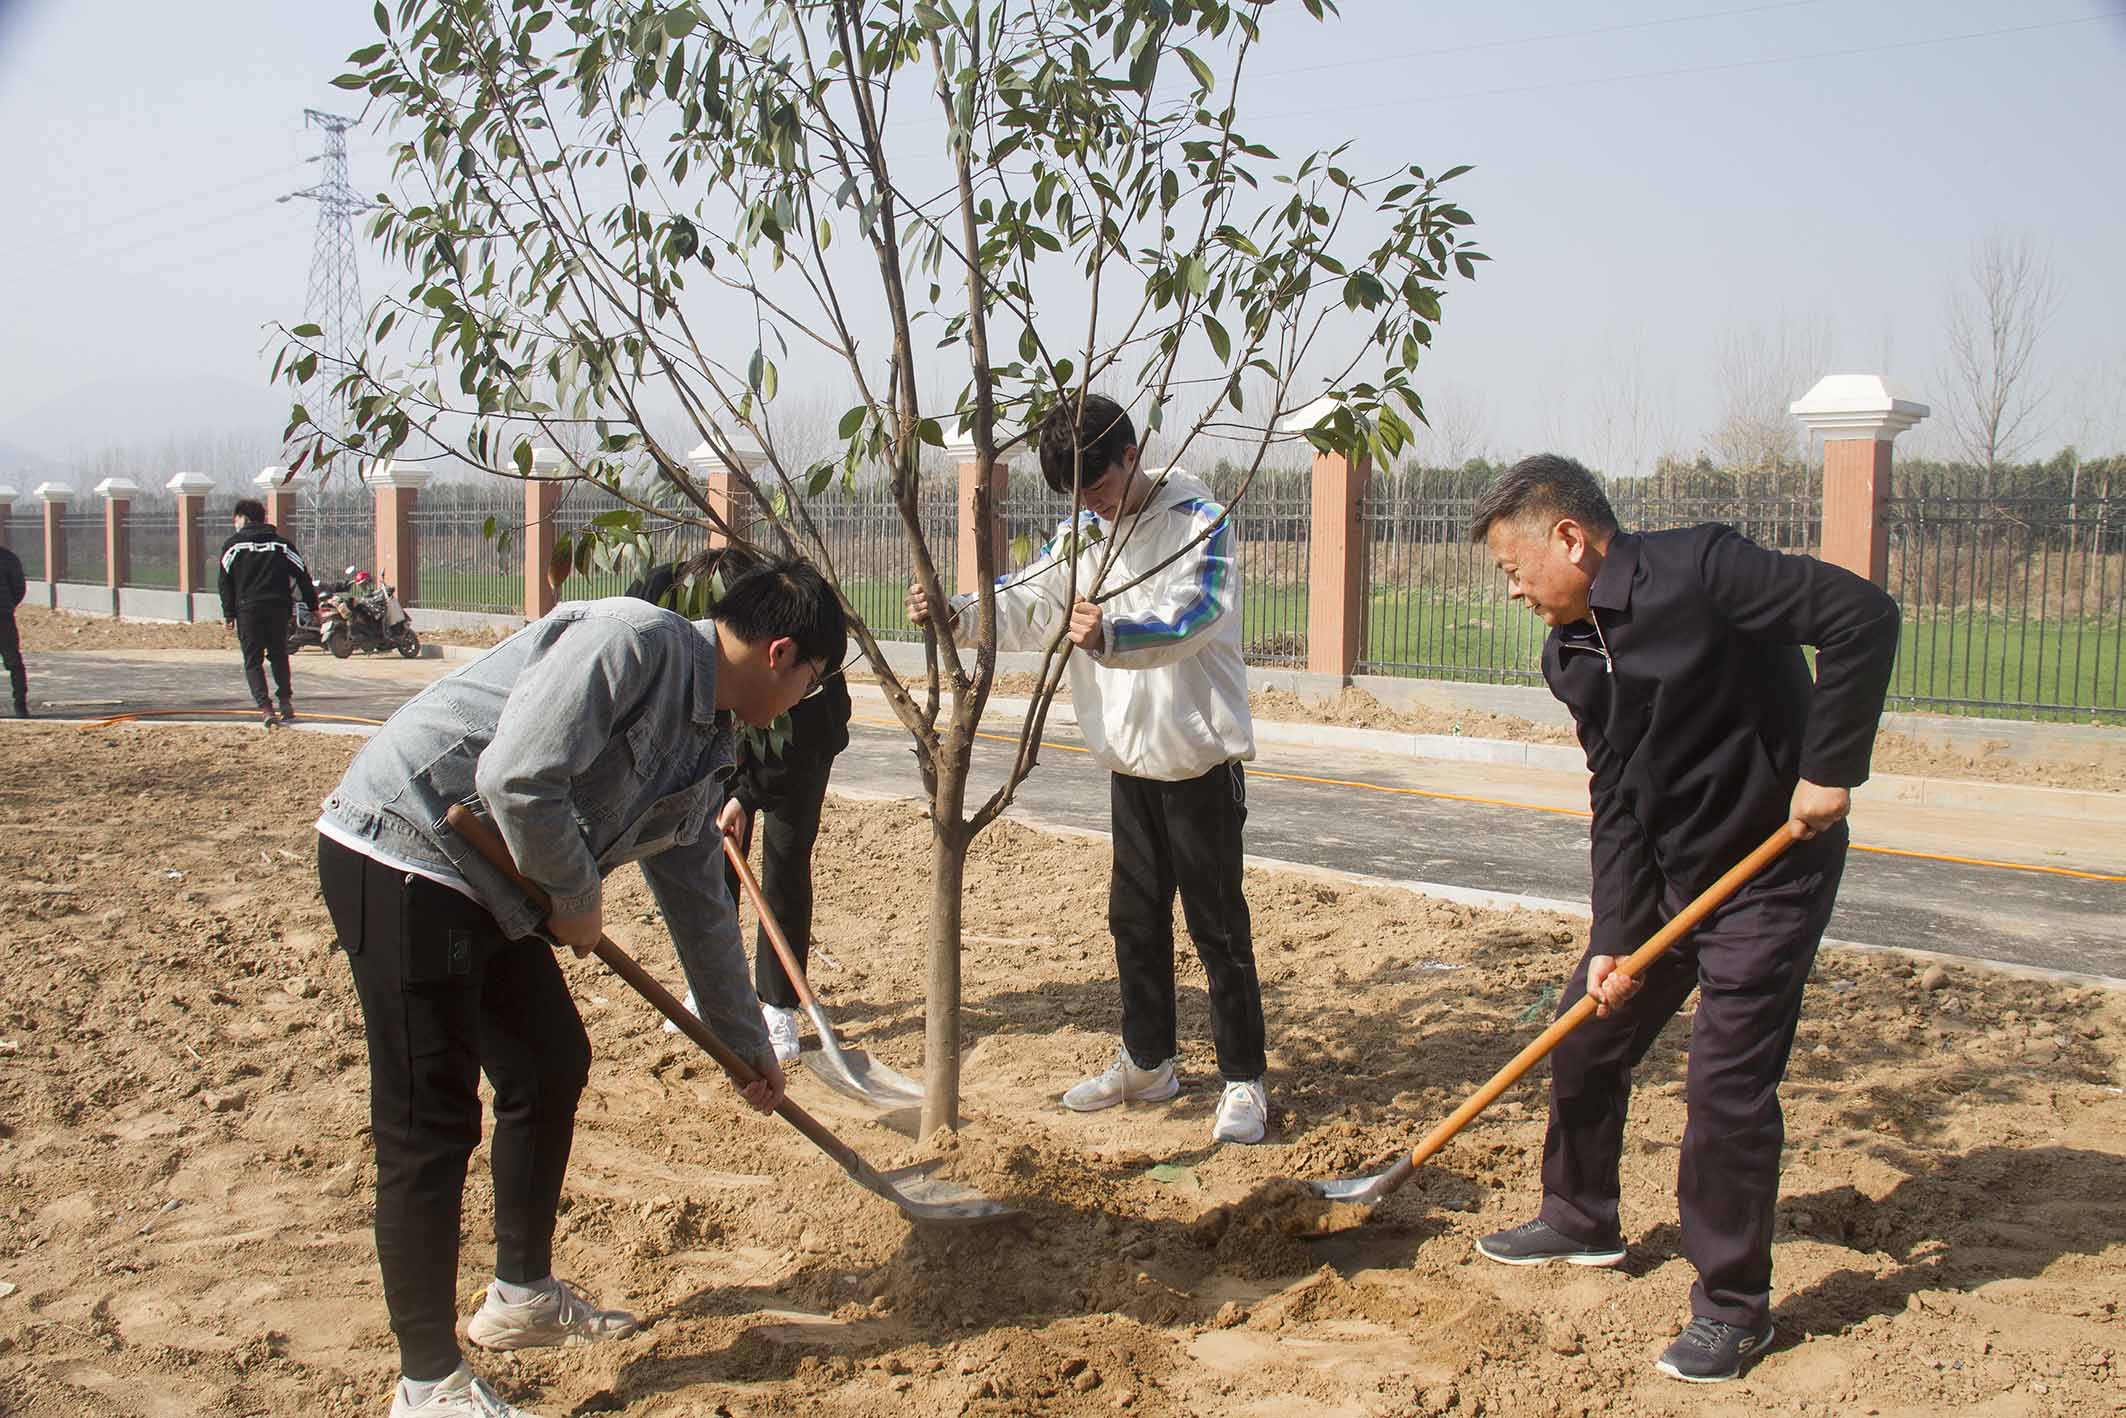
2, 724, 2122, 1416
8, 605, 510, 653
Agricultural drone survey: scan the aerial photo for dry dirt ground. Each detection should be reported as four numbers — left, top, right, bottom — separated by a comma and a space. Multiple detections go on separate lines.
2, 724, 2123, 1417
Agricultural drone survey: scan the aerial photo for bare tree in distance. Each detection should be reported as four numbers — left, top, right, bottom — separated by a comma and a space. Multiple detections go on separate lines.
1939, 233, 2060, 485
1708, 316, 1831, 476
1585, 337, 1673, 480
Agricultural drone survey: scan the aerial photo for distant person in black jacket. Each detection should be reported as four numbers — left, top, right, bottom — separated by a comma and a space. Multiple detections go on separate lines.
1466, 454, 1898, 1384
218, 497, 319, 725
0, 541, 27, 716
628, 546, 852, 1064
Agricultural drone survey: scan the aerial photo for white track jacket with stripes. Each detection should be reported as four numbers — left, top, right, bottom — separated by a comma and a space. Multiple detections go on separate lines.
957, 467, 1254, 782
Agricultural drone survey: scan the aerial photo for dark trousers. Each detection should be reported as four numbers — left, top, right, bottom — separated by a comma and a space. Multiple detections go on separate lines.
1110, 761, 1265, 1082
317, 836, 592, 1381
0, 608, 23, 708
725, 752, 834, 1011
1537, 840, 1846, 1329
236, 601, 292, 709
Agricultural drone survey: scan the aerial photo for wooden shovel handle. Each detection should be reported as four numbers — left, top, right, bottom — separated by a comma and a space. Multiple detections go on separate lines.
721, 834, 820, 1012
1403, 822, 1797, 1173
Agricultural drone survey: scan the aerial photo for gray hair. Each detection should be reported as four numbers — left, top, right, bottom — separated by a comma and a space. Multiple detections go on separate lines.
1467, 453, 1620, 543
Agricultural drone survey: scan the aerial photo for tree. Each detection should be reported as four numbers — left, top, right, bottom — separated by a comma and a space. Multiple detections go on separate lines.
1939, 233, 2060, 482
276, 0, 1485, 1136
1707, 317, 1829, 477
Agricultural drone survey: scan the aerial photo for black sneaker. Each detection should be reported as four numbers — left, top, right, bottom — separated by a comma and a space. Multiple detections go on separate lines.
1655, 1315, 1776, 1383
277, 699, 297, 723
259, 704, 280, 727
1475, 1218, 1626, 1268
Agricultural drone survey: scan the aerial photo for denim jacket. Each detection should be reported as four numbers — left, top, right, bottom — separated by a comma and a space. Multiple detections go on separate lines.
318, 597, 772, 1069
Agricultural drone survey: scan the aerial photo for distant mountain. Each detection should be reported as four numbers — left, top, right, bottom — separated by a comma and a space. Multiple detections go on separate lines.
0, 374, 291, 464
0, 440, 57, 486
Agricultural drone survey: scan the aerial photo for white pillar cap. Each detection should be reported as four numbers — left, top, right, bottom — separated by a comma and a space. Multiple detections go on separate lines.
32, 481, 75, 505
362, 459, 433, 489
530, 447, 567, 475
166, 471, 216, 496
943, 412, 1021, 460
688, 426, 768, 475
0, 485, 18, 504
94, 477, 144, 502
1789, 374, 1930, 442
1276, 394, 1348, 436
255, 465, 310, 490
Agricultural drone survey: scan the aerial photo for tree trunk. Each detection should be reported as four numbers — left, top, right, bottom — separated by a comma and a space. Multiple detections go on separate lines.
919, 736, 972, 1138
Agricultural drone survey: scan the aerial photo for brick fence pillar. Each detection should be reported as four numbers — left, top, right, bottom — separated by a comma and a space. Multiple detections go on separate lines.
255, 466, 302, 533
95, 478, 142, 617
1280, 398, 1371, 678
945, 418, 1013, 599
0, 486, 15, 552
167, 472, 216, 618
34, 482, 73, 607
366, 460, 432, 605
1790, 375, 1929, 587
525, 448, 564, 619
688, 431, 763, 550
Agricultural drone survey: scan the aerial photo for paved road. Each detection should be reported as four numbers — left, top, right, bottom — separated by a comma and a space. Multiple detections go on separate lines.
21, 649, 2124, 981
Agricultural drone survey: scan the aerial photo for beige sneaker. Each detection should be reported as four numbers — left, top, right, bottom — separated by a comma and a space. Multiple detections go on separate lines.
465, 1279, 639, 1351
388, 1364, 543, 1417
1061, 1048, 1180, 1112
1211, 1079, 1268, 1144
761, 1002, 802, 1064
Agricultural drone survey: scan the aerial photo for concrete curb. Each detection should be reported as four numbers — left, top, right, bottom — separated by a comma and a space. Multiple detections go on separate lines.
843, 684, 2126, 823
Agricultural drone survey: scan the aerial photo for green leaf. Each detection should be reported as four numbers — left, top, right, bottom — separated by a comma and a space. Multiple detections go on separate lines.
512, 442, 532, 476
291, 323, 323, 339
1204, 315, 1230, 363
837, 405, 866, 439
330, 73, 370, 90
373, 0, 389, 34
917, 418, 945, 448
548, 533, 573, 589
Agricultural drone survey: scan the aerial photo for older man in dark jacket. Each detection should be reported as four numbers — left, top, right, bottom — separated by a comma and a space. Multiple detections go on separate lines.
1468, 454, 1898, 1384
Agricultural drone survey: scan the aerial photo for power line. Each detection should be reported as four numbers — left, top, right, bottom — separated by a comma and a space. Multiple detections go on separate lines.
1250, 9, 2126, 124
1254, 0, 1839, 80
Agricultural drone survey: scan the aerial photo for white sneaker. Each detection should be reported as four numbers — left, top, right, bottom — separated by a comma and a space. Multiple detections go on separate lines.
1212, 1079, 1269, 1144
389, 1364, 542, 1417
761, 1002, 802, 1064
661, 988, 700, 1034
1061, 1048, 1180, 1113
465, 1278, 639, 1351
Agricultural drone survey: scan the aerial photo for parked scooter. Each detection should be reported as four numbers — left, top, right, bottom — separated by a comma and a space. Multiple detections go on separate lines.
321, 568, 421, 659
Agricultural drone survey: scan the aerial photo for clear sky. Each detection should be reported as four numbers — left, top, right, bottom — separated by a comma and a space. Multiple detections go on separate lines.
1, 0, 2121, 472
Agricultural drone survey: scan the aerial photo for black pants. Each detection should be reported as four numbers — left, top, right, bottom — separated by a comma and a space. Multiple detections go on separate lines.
0, 608, 23, 709
318, 836, 592, 1382
1537, 838, 1846, 1329
726, 751, 835, 1011
236, 601, 292, 709
1110, 761, 1265, 1081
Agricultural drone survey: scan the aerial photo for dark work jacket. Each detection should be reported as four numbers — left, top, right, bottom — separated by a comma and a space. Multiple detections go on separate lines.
734, 675, 851, 814
217, 521, 318, 618
1543, 524, 1899, 954
0, 544, 23, 613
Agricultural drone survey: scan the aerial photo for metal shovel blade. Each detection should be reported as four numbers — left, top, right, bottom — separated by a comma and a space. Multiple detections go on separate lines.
865, 1161, 1022, 1225
802, 1002, 926, 1109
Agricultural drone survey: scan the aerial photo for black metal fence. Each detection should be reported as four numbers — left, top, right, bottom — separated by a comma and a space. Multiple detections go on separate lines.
1884, 464, 2124, 721
125, 504, 182, 589
10, 523, 44, 580
62, 511, 104, 585
295, 486, 378, 591
1358, 466, 1823, 682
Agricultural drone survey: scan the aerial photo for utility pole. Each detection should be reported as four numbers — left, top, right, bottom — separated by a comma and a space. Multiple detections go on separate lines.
280, 108, 370, 500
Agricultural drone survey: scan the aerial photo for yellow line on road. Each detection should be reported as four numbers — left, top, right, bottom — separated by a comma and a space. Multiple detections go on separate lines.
851, 714, 2126, 884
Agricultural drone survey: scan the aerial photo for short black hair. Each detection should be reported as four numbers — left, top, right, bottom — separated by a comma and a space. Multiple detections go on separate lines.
1037, 394, 1136, 497
712, 556, 846, 668
625, 545, 768, 612
1467, 454, 1620, 543
233, 497, 267, 523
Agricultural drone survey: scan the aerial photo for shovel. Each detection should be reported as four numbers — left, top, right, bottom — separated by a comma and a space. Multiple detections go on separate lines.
1293, 823, 1797, 1222
442, 804, 1017, 1226
723, 835, 925, 1110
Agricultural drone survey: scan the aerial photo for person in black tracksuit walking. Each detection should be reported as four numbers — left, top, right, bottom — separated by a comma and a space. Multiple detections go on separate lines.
1, 541, 28, 716
1467, 454, 1899, 1384
628, 548, 852, 1063
218, 497, 318, 724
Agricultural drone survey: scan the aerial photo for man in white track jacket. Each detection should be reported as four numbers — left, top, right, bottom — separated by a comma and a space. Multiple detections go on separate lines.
907, 394, 1269, 1144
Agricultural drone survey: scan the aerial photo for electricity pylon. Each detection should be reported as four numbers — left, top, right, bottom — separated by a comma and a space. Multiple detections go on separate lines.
281, 108, 370, 487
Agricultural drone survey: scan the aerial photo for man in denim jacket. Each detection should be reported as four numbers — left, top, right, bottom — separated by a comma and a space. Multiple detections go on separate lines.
316, 559, 843, 1418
